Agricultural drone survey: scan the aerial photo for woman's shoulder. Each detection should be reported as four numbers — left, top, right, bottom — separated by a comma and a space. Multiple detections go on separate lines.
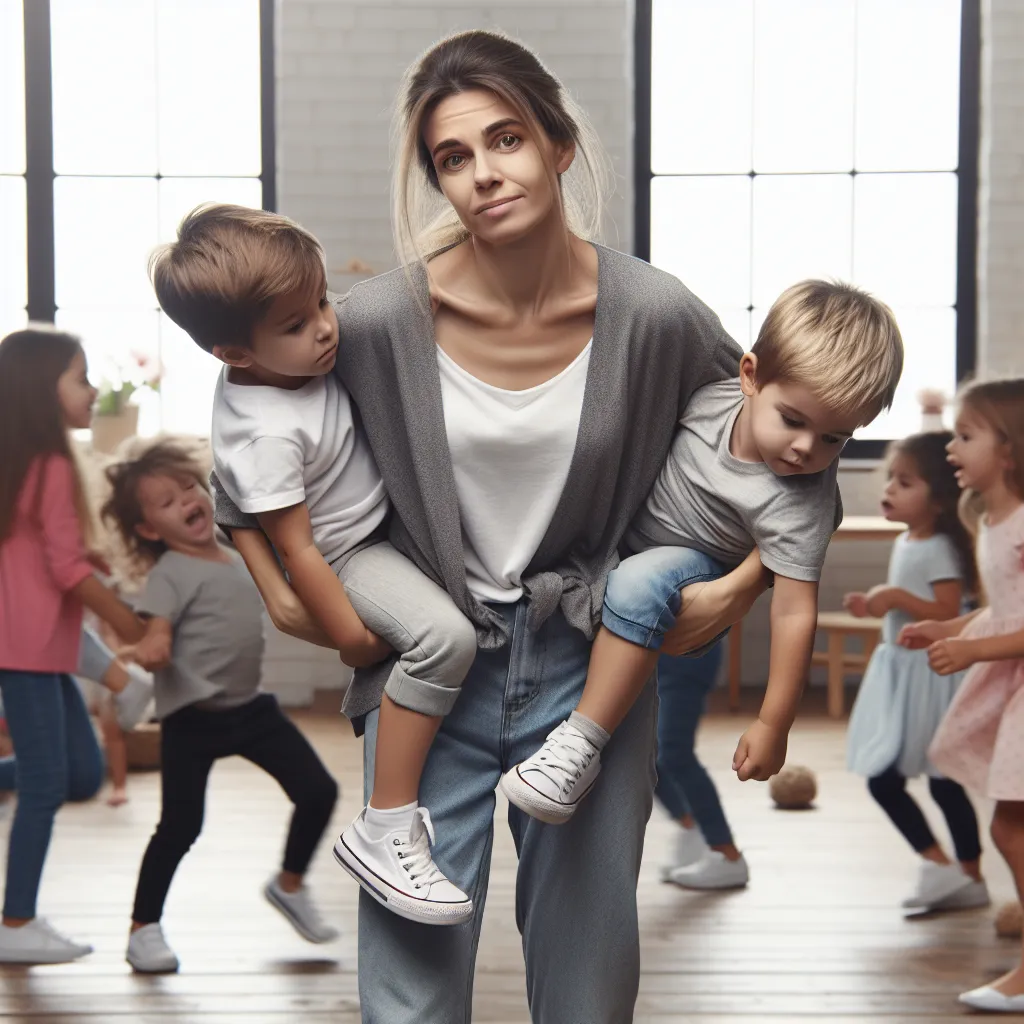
331, 265, 425, 332
594, 245, 718, 320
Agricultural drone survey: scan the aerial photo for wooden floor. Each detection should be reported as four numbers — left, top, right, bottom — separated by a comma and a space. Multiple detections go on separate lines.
0, 697, 1017, 1022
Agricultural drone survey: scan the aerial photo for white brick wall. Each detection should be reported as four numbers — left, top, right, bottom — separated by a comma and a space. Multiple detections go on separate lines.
265, 0, 1023, 701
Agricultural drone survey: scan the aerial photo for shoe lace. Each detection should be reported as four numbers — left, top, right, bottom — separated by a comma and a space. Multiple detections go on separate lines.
393, 809, 446, 891
531, 726, 596, 797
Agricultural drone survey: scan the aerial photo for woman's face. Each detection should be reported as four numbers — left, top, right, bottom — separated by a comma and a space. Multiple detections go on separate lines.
423, 89, 574, 246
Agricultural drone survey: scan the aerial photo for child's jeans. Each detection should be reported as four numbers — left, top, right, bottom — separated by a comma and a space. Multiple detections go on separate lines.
655, 647, 736, 847
602, 546, 728, 653
0, 670, 104, 919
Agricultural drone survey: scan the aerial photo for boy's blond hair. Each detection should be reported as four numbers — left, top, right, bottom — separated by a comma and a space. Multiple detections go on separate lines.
149, 204, 327, 353
752, 280, 904, 422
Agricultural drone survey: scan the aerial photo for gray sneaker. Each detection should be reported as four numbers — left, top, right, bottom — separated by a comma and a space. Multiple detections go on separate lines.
904, 878, 990, 917
126, 923, 179, 973
264, 876, 339, 943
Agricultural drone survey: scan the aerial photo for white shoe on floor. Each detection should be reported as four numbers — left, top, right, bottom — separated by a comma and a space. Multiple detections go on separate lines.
901, 861, 973, 909
0, 918, 92, 964
959, 985, 1024, 1012
904, 878, 990, 917
126, 923, 179, 973
114, 667, 155, 732
500, 721, 601, 824
667, 850, 749, 890
264, 876, 338, 943
334, 806, 473, 926
660, 827, 709, 882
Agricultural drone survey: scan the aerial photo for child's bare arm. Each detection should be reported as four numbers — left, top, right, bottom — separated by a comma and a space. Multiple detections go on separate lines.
231, 528, 337, 650
857, 580, 962, 621
732, 575, 817, 782
258, 503, 391, 668
71, 576, 145, 643
121, 617, 173, 672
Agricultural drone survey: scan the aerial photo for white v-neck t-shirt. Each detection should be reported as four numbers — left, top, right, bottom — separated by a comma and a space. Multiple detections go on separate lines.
437, 341, 592, 603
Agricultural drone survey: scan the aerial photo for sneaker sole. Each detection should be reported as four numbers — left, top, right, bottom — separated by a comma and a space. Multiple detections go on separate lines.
903, 887, 991, 917
499, 768, 596, 825
0, 946, 92, 965
125, 952, 178, 974
263, 884, 338, 944
901, 872, 975, 910
332, 838, 473, 927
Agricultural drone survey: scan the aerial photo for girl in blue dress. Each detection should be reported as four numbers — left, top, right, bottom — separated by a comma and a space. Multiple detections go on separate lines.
845, 432, 985, 914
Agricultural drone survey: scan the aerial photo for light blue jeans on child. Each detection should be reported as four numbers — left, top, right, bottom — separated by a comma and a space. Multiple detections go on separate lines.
602, 545, 727, 653
0, 671, 104, 919
358, 601, 658, 1024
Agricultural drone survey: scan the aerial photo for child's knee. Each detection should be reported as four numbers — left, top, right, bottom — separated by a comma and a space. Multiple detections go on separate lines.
437, 611, 479, 684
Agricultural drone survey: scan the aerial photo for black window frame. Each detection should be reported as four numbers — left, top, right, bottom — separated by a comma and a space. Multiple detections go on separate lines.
633, 0, 981, 459
20, 0, 276, 324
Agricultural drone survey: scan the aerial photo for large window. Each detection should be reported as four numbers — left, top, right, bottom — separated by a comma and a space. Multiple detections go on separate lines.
635, 0, 979, 451
7, 0, 275, 437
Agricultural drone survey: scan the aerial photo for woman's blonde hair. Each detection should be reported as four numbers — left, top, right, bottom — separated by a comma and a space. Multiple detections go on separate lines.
392, 30, 613, 267
956, 377, 1024, 532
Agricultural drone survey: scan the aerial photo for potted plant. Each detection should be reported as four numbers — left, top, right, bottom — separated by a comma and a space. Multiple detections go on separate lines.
91, 350, 161, 453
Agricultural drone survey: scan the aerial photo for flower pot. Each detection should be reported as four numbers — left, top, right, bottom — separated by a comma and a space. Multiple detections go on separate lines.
91, 405, 139, 454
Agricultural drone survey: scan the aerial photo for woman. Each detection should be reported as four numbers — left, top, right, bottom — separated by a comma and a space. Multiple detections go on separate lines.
217, 31, 768, 1023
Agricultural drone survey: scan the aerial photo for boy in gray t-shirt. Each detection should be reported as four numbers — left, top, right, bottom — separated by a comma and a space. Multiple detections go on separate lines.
502, 280, 905, 826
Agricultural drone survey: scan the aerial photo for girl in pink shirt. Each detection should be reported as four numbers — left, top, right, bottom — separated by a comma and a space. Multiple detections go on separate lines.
0, 326, 145, 965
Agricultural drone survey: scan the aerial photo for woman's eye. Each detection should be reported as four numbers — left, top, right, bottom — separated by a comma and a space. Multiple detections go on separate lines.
442, 153, 465, 170
497, 134, 519, 149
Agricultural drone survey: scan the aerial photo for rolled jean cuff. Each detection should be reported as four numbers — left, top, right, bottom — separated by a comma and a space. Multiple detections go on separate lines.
76, 627, 116, 684
383, 666, 462, 717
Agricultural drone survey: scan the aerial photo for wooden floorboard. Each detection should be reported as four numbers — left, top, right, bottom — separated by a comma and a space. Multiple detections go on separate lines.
0, 705, 1015, 1020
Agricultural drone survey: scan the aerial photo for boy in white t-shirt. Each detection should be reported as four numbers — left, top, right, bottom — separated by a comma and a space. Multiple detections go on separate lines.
151, 204, 477, 926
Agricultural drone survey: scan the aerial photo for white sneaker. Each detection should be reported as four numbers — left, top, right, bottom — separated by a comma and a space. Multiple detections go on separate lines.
114, 667, 154, 732
660, 827, 709, 882
126, 923, 178, 973
959, 985, 1024, 1012
0, 918, 92, 964
500, 721, 601, 824
264, 876, 338, 943
333, 806, 473, 926
901, 861, 973, 909
667, 850, 749, 890
904, 878, 990, 917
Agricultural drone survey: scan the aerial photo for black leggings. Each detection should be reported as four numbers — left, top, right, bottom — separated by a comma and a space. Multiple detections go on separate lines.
132, 693, 338, 924
868, 763, 981, 863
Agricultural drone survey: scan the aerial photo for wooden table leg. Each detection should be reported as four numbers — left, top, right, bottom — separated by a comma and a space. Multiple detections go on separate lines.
827, 628, 846, 719
728, 621, 742, 712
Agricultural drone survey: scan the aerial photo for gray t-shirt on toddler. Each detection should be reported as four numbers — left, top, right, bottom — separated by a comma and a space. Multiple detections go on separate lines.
136, 550, 265, 719
625, 379, 842, 581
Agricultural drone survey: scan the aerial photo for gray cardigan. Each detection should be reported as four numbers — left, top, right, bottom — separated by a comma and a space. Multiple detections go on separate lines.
213, 244, 741, 721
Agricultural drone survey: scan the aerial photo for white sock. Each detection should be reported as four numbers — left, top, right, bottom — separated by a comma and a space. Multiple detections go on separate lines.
363, 800, 418, 842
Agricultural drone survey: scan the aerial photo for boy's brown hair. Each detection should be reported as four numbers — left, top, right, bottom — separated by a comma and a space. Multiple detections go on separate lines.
149, 204, 327, 353
101, 440, 209, 567
752, 280, 904, 424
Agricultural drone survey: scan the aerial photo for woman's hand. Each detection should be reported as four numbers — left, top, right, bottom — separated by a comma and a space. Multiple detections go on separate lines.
843, 592, 869, 618
660, 549, 769, 656
898, 619, 953, 649
928, 637, 977, 675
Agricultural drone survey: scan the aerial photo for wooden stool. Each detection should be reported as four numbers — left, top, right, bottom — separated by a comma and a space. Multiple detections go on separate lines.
812, 611, 884, 718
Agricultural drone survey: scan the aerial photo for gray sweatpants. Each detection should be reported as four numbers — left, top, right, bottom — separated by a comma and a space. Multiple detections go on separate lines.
335, 542, 478, 718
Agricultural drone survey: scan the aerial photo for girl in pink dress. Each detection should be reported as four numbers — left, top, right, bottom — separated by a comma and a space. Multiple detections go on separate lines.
901, 378, 1024, 1013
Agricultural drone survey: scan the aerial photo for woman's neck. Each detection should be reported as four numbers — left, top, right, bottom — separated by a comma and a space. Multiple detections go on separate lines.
980, 478, 1023, 525
463, 216, 589, 317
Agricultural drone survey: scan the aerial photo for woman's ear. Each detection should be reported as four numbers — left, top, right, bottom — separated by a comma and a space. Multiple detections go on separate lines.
739, 353, 760, 397
555, 140, 576, 176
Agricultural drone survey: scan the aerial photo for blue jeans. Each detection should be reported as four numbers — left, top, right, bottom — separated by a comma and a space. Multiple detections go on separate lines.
602, 546, 726, 653
655, 647, 735, 847
359, 602, 658, 1024
0, 671, 104, 919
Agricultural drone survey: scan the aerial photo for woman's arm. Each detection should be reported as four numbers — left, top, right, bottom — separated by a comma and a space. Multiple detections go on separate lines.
660, 548, 771, 655
231, 528, 339, 650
